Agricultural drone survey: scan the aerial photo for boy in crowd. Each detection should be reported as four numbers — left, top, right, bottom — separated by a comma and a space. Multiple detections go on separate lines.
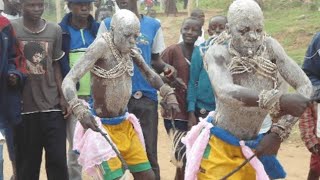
179, 9, 205, 46
187, 15, 227, 128
59, 0, 100, 179
11, 0, 69, 179
207, 15, 227, 37
161, 17, 202, 180
0, 15, 26, 180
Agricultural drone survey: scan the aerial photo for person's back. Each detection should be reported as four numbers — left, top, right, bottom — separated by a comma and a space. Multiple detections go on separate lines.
11, 0, 69, 179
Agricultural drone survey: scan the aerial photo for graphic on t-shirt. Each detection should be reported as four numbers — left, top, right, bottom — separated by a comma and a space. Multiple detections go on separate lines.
136, 33, 150, 45
23, 41, 47, 74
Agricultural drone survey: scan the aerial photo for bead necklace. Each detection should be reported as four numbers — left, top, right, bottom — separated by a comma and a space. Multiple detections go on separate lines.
91, 32, 134, 79
227, 35, 278, 88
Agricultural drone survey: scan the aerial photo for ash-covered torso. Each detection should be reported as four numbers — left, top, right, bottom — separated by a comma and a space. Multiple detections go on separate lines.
205, 0, 312, 140
209, 37, 289, 140
90, 34, 133, 118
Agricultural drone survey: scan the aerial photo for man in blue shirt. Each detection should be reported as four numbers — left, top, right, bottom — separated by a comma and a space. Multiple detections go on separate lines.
59, 0, 100, 179
97, 0, 175, 179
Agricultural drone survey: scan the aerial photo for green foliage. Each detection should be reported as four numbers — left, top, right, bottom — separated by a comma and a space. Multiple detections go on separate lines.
190, 0, 319, 65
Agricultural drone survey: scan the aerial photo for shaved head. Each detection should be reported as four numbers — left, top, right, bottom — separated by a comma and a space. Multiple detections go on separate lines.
228, 0, 263, 26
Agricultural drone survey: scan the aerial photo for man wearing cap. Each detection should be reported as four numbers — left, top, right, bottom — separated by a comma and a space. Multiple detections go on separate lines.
59, 0, 100, 179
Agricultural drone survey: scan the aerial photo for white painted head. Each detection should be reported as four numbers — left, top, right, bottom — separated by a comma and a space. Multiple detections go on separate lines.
111, 9, 140, 54
228, 0, 264, 57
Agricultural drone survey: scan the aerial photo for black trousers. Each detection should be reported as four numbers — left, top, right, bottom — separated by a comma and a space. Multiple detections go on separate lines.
128, 96, 160, 180
14, 111, 68, 180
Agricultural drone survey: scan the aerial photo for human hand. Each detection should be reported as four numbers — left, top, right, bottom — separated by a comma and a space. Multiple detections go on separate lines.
279, 93, 311, 117
164, 64, 177, 79
169, 77, 187, 91
80, 114, 99, 132
187, 112, 198, 130
160, 93, 180, 119
7, 73, 19, 87
60, 98, 71, 119
255, 132, 281, 157
309, 144, 320, 155
130, 48, 143, 60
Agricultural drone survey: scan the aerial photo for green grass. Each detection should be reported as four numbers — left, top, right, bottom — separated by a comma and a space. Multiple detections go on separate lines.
193, 0, 320, 66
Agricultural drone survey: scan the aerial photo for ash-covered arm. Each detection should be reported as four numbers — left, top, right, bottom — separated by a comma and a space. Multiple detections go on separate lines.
62, 37, 106, 105
268, 37, 313, 140
205, 44, 260, 107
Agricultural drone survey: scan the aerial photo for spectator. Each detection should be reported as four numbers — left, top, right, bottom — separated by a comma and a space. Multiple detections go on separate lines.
0, 15, 26, 180
59, 0, 100, 179
11, 0, 69, 178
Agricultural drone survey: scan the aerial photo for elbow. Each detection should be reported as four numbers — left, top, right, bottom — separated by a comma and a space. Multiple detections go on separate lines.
298, 81, 313, 98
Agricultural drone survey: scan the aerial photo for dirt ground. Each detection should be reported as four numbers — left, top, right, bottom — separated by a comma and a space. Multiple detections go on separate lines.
2, 9, 311, 180
2, 119, 311, 179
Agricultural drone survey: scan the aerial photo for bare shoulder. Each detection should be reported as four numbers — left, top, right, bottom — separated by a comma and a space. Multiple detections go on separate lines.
205, 44, 230, 66
264, 36, 285, 54
89, 34, 110, 51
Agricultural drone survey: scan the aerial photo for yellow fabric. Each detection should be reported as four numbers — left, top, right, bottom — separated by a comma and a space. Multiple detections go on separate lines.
102, 120, 149, 170
198, 135, 256, 180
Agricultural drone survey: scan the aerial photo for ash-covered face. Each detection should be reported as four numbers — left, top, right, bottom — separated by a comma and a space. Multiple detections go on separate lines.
111, 9, 140, 54
113, 25, 139, 54
229, 16, 264, 57
228, 0, 264, 57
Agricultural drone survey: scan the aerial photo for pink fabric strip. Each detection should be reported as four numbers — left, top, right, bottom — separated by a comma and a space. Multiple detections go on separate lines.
239, 141, 269, 180
73, 112, 145, 179
182, 111, 268, 180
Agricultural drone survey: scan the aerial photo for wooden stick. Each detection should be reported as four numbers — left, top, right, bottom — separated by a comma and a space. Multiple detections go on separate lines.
219, 154, 256, 180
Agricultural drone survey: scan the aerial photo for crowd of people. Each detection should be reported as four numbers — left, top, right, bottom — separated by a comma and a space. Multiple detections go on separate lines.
1, 0, 320, 180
